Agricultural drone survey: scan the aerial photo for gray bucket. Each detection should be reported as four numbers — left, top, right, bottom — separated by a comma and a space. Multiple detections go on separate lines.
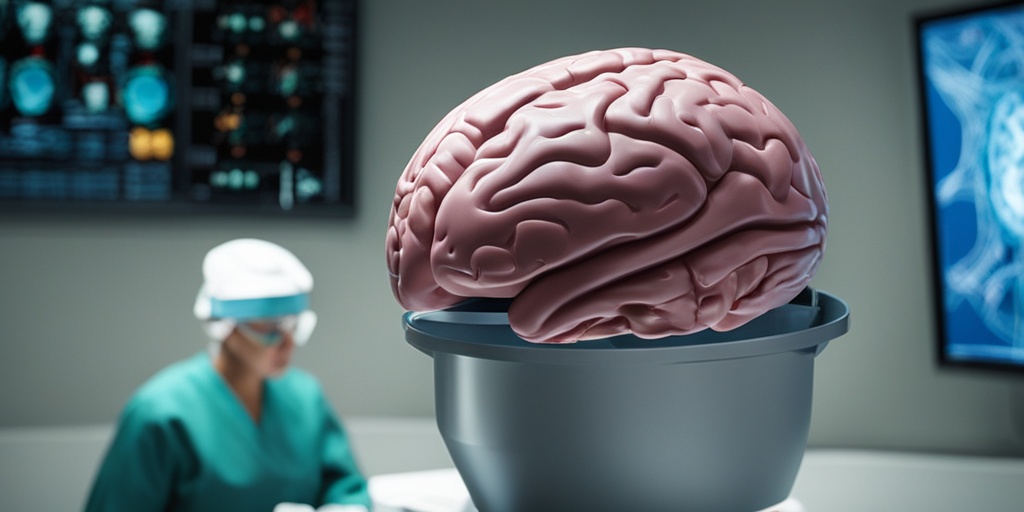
404, 288, 849, 512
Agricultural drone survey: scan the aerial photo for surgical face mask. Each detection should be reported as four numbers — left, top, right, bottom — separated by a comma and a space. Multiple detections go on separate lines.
237, 314, 299, 346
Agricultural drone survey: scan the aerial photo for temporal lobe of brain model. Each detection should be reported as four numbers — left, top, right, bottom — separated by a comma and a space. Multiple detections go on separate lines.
386, 47, 828, 343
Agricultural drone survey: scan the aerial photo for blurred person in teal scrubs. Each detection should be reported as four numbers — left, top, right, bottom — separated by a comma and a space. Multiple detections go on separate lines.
85, 239, 370, 512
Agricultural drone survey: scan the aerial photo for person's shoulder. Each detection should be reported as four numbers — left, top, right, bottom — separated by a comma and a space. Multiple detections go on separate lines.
125, 353, 212, 420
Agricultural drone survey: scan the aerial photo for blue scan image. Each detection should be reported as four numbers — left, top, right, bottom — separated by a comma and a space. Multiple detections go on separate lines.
128, 8, 166, 50
122, 66, 172, 125
922, 7, 1024, 360
77, 42, 101, 68
82, 81, 109, 113
76, 5, 113, 41
10, 57, 55, 117
16, 2, 53, 44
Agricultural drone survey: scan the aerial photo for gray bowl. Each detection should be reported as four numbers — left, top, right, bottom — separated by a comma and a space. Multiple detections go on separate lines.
404, 288, 849, 512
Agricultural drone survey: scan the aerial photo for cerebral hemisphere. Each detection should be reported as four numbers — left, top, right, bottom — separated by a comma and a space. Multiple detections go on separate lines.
386, 48, 828, 343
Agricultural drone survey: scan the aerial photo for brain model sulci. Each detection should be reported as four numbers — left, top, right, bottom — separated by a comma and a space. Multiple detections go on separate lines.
386, 47, 828, 343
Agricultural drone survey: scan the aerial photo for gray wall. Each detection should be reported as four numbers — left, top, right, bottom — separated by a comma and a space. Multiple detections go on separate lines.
2, 0, 1022, 455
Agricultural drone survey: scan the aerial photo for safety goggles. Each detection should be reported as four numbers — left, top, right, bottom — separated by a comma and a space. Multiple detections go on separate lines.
237, 314, 300, 346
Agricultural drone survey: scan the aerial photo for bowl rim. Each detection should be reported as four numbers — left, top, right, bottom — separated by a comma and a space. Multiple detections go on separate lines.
404, 289, 849, 365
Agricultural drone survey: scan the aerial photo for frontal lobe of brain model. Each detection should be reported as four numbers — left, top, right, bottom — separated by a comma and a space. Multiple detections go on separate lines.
386, 47, 827, 343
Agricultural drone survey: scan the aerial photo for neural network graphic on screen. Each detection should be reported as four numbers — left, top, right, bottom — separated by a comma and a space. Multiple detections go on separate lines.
919, 2, 1024, 369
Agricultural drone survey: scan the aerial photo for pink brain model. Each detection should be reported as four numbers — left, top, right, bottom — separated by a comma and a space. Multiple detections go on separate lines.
386, 47, 828, 343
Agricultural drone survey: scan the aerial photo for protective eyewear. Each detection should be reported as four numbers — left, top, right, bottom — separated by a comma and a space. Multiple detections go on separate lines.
237, 315, 300, 346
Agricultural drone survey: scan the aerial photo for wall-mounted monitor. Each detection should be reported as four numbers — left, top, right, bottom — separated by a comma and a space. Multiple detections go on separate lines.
0, 0, 356, 216
916, 1, 1024, 373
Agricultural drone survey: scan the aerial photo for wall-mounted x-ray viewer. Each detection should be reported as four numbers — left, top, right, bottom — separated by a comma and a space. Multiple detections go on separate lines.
0, 0, 357, 217
916, 1, 1024, 375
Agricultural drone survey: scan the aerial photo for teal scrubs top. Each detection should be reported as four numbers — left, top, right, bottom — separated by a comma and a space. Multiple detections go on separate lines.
85, 352, 370, 511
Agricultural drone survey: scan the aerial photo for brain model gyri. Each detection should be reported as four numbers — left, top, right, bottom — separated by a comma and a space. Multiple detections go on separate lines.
386, 48, 828, 343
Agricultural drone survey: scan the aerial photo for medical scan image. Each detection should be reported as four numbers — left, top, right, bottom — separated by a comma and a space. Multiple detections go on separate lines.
920, 7, 1024, 363
0, 0, 356, 214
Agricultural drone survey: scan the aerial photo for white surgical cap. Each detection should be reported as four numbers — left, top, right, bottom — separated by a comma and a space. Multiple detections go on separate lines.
194, 238, 316, 345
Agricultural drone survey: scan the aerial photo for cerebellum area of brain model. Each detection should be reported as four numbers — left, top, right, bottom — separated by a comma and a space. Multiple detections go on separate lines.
387, 47, 828, 343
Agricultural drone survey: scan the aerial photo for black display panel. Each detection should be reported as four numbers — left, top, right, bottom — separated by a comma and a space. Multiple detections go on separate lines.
0, 0, 356, 216
916, 1, 1024, 373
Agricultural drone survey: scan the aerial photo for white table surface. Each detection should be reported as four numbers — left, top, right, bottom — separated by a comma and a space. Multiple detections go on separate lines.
369, 468, 804, 512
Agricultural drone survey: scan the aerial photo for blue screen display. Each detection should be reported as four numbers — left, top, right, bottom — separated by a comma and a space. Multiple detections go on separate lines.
918, 2, 1024, 369
0, 0, 356, 216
